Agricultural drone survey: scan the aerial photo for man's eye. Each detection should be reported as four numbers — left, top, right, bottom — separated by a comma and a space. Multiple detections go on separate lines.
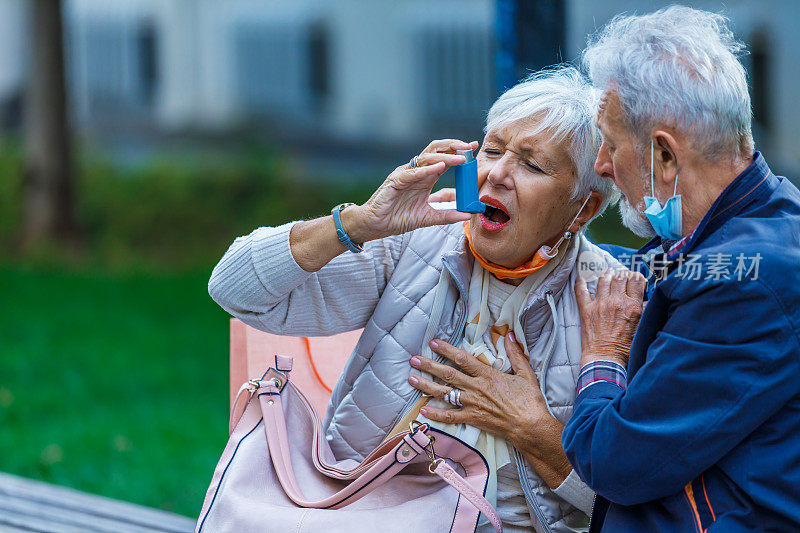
482, 149, 502, 156
525, 161, 543, 173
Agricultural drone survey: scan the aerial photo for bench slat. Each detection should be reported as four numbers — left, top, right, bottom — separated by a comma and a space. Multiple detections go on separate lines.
0, 472, 194, 532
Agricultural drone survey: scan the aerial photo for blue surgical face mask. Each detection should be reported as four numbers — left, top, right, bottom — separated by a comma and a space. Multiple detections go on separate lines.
643, 139, 683, 240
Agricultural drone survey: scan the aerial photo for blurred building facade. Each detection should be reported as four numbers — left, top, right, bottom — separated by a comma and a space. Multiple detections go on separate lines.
0, 0, 797, 175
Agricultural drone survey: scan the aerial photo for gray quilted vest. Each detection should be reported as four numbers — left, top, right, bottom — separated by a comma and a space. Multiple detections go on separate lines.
323, 223, 617, 532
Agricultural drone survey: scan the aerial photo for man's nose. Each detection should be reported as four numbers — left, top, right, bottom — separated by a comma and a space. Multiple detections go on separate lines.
594, 143, 614, 180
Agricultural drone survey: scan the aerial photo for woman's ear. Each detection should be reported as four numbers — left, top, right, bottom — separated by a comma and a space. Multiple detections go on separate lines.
653, 130, 679, 188
570, 191, 603, 233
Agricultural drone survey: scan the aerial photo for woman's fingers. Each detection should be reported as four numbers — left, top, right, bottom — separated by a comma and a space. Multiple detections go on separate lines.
418, 404, 469, 425
609, 270, 629, 299
428, 339, 487, 377
421, 139, 479, 155
414, 152, 467, 169
435, 209, 472, 225
428, 188, 457, 203
408, 374, 473, 405
410, 354, 472, 388
503, 333, 535, 381
408, 161, 447, 185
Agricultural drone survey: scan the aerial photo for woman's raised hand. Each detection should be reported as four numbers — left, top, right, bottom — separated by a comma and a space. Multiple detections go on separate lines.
351, 139, 479, 241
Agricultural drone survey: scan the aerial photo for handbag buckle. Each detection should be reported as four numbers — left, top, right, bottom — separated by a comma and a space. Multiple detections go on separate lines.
409, 420, 427, 434
408, 420, 441, 472
428, 457, 443, 475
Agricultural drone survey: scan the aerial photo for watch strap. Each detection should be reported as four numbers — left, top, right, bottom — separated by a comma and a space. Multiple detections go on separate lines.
331, 203, 364, 253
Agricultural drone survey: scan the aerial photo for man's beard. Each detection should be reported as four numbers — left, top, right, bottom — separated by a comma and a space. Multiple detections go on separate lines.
619, 196, 656, 239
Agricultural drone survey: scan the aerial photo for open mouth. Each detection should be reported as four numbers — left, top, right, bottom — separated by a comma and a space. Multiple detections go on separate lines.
479, 195, 511, 231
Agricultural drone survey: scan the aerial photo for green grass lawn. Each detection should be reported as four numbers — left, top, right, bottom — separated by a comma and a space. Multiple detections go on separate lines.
0, 263, 230, 517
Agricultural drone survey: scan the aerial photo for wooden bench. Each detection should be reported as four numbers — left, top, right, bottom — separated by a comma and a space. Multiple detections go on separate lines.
229, 319, 360, 416
0, 471, 195, 532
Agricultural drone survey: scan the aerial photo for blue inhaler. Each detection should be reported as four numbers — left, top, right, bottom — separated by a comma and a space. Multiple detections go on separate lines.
453, 149, 486, 213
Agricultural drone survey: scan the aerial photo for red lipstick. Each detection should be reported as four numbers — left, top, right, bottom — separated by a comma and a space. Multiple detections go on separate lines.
478, 195, 511, 231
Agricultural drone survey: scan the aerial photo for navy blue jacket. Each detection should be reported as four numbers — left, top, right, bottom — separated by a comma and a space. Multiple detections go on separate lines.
564, 153, 800, 532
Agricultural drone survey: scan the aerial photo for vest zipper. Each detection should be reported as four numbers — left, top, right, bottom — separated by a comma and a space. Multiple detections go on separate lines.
389, 261, 468, 430
514, 448, 554, 533
398, 261, 557, 532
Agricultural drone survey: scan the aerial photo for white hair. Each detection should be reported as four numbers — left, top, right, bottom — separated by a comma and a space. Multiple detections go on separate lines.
485, 66, 620, 223
583, 5, 753, 160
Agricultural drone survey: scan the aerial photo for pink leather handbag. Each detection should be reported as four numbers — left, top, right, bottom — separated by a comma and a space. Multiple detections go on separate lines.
196, 355, 501, 532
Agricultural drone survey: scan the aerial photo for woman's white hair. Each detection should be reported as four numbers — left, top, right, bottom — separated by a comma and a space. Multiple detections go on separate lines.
583, 5, 753, 160
485, 65, 619, 223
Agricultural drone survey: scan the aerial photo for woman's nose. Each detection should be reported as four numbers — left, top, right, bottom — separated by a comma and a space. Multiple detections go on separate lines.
594, 143, 614, 180
486, 155, 515, 190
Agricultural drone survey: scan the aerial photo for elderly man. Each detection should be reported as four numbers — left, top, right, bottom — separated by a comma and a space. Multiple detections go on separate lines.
562, 6, 800, 532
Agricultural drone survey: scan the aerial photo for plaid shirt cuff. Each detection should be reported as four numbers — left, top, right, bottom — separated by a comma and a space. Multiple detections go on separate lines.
577, 360, 628, 396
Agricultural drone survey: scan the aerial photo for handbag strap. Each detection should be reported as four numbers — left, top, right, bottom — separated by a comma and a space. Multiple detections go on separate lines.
230, 381, 255, 433
433, 460, 504, 533
252, 364, 502, 532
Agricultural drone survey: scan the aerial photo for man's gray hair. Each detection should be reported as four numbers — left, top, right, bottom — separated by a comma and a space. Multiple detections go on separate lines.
583, 5, 753, 160
485, 66, 619, 222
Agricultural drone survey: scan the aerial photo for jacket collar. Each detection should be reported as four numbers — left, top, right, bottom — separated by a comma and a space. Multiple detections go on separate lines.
638, 151, 776, 257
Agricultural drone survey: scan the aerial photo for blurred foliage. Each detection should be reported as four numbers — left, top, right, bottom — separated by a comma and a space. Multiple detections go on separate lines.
585, 208, 648, 251
0, 138, 381, 270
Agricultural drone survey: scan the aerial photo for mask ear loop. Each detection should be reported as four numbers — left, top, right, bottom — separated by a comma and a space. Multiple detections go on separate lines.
651, 138, 679, 200
650, 138, 655, 197
539, 194, 593, 259
672, 170, 679, 197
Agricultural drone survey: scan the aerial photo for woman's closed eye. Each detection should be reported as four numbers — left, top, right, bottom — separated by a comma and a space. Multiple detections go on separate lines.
525, 161, 544, 173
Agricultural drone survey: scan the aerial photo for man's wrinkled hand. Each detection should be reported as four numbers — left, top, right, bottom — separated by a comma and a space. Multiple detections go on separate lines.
574, 270, 646, 368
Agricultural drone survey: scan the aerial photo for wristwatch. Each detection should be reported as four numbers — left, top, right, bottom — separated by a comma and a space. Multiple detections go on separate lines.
331, 203, 364, 253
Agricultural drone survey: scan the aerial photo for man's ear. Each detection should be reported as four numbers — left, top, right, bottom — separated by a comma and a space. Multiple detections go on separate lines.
653, 130, 680, 189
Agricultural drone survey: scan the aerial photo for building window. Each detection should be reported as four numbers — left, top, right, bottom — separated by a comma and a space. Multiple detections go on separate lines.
415, 21, 496, 134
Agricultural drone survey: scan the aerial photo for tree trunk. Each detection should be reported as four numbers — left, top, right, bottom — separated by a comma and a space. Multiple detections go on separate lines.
21, 0, 80, 249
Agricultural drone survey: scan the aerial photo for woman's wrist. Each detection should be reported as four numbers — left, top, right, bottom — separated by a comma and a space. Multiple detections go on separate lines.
512, 415, 572, 489
341, 204, 383, 244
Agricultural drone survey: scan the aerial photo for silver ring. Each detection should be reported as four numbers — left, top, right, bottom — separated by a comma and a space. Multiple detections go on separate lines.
409, 155, 419, 169
444, 388, 454, 405
444, 388, 463, 407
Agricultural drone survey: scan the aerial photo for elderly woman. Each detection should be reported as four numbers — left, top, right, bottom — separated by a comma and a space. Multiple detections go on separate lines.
208, 67, 622, 532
